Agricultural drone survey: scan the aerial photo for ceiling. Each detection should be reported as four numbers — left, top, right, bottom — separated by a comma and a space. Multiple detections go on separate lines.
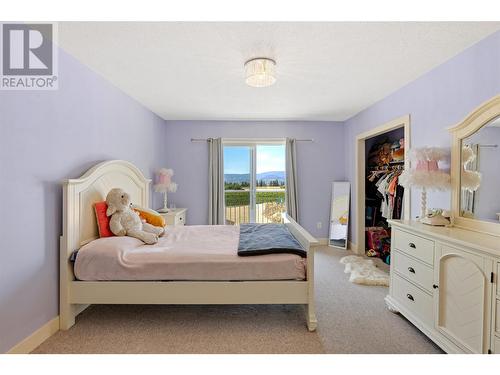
58, 22, 500, 121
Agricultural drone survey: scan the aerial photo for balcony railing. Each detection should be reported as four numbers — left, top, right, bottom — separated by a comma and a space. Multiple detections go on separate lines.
224, 189, 285, 225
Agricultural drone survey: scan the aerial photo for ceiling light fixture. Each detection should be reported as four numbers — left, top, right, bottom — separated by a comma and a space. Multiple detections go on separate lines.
244, 58, 276, 88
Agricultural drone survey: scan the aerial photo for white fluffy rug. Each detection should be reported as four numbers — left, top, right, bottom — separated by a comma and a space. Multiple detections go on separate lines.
339, 255, 389, 286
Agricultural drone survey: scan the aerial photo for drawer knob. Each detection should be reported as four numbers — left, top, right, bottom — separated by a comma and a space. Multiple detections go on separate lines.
408, 267, 415, 274
406, 293, 414, 301
408, 242, 416, 248
433, 284, 439, 289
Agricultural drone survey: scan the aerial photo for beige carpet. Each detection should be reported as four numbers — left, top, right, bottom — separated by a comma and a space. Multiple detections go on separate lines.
32, 246, 443, 354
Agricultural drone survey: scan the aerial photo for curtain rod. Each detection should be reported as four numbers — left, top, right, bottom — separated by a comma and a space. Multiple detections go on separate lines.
190, 138, 314, 142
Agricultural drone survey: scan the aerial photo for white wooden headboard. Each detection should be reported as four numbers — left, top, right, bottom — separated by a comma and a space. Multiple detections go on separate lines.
62, 160, 151, 255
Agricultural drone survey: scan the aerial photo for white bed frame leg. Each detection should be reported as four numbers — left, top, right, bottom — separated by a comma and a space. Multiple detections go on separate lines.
60, 235, 79, 330
61, 303, 89, 330
306, 303, 318, 332
60, 304, 76, 330
306, 246, 317, 332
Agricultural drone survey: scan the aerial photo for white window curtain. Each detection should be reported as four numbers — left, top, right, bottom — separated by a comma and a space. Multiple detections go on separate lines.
285, 138, 299, 221
208, 138, 225, 224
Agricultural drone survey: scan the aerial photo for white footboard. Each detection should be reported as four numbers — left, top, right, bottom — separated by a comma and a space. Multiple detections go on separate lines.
283, 213, 318, 331
282, 213, 318, 252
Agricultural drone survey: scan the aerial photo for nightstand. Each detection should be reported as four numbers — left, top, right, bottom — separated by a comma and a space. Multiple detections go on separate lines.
159, 208, 187, 226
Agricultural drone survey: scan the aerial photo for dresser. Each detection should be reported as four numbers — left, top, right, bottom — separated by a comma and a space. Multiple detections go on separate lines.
159, 208, 187, 226
386, 220, 500, 354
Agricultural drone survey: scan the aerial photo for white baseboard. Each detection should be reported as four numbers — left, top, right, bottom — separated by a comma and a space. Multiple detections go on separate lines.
314, 238, 328, 246
7, 316, 59, 354
348, 241, 359, 253
314, 238, 359, 253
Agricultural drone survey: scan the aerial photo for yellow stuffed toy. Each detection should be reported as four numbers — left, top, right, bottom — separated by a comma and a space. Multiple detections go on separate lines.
132, 205, 166, 228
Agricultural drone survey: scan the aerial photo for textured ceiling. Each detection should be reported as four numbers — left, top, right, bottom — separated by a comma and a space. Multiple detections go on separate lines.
58, 22, 500, 121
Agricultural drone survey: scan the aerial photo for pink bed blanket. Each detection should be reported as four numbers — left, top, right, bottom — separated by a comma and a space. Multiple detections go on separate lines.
74, 225, 306, 281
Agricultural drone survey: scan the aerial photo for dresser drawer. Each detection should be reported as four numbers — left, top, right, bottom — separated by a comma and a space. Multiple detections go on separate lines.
175, 211, 186, 226
393, 250, 434, 292
393, 273, 433, 327
394, 229, 434, 265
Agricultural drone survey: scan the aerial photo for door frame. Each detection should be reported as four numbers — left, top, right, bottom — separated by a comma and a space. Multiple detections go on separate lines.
354, 115, 411, 254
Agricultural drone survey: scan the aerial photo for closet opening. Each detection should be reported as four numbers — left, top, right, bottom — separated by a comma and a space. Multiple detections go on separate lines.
355, 116, 410, 263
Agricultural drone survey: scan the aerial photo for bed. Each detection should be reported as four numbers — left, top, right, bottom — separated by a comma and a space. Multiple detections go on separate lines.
74, 225, 307, 281
60, 160, 318, 331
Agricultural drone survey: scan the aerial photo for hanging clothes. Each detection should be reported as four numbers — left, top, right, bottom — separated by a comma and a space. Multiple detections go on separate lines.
365, 134, 406, 265
370, 170, 404, 221
393, 184, 405, 220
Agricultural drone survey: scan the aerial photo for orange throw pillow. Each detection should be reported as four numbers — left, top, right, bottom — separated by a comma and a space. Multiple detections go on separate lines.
94, 201, 114, 237
133, 205, 166, 228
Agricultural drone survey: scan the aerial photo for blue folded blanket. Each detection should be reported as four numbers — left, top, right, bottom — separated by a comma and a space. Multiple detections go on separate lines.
238, 223, 306, 258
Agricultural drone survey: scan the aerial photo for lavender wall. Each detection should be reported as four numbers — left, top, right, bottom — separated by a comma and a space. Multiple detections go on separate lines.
0, 50, 167, 353
163, 121, 345, 237
344, 31, 500, 245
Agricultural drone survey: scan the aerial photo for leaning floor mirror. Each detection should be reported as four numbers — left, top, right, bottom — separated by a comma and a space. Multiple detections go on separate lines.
329, 181, 351, 249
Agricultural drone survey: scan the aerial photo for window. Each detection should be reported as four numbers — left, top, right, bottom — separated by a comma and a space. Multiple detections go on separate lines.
223, 141, 286, 225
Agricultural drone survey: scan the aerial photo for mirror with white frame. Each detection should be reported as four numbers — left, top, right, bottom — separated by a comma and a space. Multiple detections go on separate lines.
460, 116, 500, 223
449, 95, 500, 236
329, 181, 350, 249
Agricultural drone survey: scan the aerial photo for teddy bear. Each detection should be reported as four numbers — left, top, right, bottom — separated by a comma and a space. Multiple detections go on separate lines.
106, 188, 165, 244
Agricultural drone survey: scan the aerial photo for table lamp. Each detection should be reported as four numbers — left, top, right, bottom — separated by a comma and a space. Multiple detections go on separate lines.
399, 147, 451, 224
154, 168, 178, 213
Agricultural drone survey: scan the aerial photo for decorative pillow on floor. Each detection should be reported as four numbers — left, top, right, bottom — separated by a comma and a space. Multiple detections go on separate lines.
94, 201, 114, 237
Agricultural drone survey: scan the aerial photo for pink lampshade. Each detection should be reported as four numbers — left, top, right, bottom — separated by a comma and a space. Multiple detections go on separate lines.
158, 173, 171, 185
399, 147, 451, 191
153, 168, 175, 193
415, 160, 439, 172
